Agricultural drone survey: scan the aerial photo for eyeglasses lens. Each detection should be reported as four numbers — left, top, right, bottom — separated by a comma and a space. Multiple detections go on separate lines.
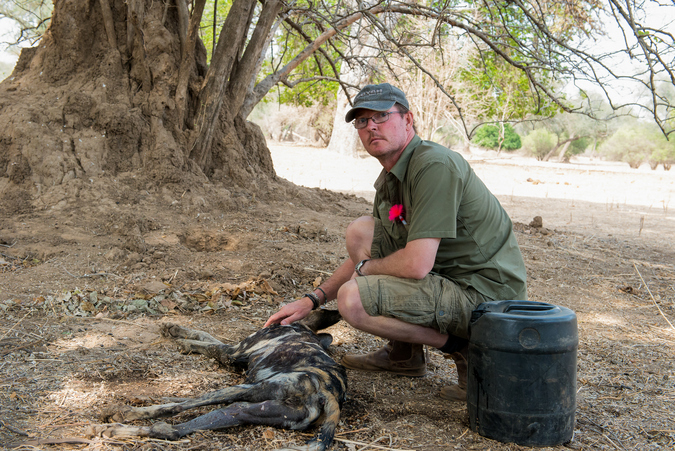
353, 112, 393, 129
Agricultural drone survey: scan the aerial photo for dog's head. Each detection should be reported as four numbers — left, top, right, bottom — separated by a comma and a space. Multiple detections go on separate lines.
298, 309, 342, 350
298, 309, 342, 332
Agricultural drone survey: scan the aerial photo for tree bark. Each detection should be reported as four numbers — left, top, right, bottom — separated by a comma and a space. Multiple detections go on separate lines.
190, 0, 258, 170
226, 0, 283, 118
175, 0, 207, 128
99, 0, 117, 50
175, 0, 189, 59
556, 135, 575, 162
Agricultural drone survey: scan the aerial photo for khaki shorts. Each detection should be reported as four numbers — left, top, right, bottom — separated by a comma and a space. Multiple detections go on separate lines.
359, 217, 489, 338
355, 274, 487, 339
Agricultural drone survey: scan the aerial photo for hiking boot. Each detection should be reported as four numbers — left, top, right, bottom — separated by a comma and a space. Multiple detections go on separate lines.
341, 340, 426, 377
440, 346, 468, 401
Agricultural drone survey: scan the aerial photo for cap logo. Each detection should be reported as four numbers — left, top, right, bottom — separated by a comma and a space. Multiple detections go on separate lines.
355, 89, 383, 101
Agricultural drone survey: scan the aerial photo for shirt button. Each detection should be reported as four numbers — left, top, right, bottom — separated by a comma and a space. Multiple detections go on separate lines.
439, 310, 445, 316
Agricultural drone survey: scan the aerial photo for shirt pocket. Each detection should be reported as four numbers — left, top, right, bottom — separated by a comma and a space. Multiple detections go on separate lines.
378, 201, 409, 247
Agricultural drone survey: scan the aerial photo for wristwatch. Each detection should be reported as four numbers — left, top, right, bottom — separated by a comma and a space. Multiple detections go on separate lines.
355, 259, 371, 276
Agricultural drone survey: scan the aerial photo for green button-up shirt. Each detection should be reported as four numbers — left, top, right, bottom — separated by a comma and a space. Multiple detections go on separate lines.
372, 135, 528, 301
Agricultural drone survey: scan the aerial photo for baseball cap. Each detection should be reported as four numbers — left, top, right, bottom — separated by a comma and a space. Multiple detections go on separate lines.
344, 83, 410, 123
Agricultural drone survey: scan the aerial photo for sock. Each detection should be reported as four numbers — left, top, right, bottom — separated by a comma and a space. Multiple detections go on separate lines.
437, 335, 468, 354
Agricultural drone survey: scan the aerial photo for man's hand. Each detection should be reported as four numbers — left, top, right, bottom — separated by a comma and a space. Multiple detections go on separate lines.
263, 297, 314, 327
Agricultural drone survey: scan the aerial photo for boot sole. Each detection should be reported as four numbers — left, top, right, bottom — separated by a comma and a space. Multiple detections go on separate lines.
439, 384, 466, 401
340, 359, 427, 377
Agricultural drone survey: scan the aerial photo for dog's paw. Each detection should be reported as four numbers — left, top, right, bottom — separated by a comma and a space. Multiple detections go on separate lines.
85, 424, 108, 438
99, 405, 134, 423
173, 338, 194, 354
160, 322, 182, 338
86, 423, 134, 438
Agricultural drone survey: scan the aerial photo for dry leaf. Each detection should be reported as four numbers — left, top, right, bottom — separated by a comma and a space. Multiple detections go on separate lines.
262, 428, 275, 440
313, 276, 322, 288
258, 279, 278, 295
159, 299, 177, 310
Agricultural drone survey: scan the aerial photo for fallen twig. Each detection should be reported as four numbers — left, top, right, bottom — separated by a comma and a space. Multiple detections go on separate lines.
0, 339, 44, 357
92, 317, 145, 327
332, 436, 414, 451
303, 267, 333, 276
633, 263, 675, 330
11, 437, 95, 446
167, 269, 179, 284
0, 311, 31, 341
0, 419, 29, 436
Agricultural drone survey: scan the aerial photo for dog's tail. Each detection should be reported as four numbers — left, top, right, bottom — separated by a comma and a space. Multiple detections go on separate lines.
272, 390, 342, 451
305, 392, 342, 451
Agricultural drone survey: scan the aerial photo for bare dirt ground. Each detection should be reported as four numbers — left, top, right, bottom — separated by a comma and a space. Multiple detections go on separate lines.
1, 144, 674, 451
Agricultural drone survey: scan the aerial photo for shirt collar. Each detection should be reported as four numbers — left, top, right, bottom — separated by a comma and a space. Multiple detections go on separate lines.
374, 135, 422, 190
390, 135, 421, 182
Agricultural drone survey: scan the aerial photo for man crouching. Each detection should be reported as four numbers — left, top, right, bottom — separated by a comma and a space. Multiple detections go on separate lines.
265, 83, 528, 401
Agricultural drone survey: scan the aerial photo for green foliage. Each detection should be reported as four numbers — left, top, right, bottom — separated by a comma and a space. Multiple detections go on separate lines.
275, 79, 339, 108
648, 134, 675, 169
472, 124, 521, 151
569, 136, 591, 155
522, 128, 557, 160
459, 52, 558, 124
456, 0, 584, 124
200, 0, 233, 62
599, 123, 666, 169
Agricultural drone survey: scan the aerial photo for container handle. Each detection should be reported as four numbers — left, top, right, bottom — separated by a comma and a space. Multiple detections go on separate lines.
504, 303, 558, 313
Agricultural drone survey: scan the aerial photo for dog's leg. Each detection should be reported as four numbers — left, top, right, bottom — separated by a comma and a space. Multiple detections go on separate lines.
102, 377, 301, 422
102, 384, 252, 422
171, 339, 235, 366
162, 323, 235, 365
161, 323, 226, 345
91, 400, 311, 441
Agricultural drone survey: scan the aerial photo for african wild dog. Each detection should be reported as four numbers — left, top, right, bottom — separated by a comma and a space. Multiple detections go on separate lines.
88, 309, 346, 451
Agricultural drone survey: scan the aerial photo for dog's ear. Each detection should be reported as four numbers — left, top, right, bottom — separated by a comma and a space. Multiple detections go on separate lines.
316, 332, 334, 350
299, 309, 342, 332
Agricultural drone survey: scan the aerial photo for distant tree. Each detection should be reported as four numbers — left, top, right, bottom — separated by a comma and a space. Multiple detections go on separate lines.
522, 128, 557, 160
538, 112, 601, 162
473, 124, 521, 152
599, 123, 663, 168
648, 135, 675, 171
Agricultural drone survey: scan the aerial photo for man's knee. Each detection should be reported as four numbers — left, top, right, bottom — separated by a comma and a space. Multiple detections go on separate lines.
337, 280, 368, 326
346, 216, 374, 245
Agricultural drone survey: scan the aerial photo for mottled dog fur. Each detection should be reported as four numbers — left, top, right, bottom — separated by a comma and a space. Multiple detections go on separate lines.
89, 309, 346, 451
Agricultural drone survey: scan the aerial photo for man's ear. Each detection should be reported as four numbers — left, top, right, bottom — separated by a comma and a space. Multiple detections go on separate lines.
405, 111, 415, 131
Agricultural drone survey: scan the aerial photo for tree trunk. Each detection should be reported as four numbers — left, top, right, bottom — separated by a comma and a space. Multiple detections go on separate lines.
556, 140, 572, 162
328, 93, 363, 157
189, 0, 257, 170
175, 0, 207, 128
0, 0, 276, 210
543, 142, 562, 161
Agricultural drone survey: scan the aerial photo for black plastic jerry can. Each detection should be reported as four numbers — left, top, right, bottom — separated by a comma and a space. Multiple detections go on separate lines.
467, 300, 578, 447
